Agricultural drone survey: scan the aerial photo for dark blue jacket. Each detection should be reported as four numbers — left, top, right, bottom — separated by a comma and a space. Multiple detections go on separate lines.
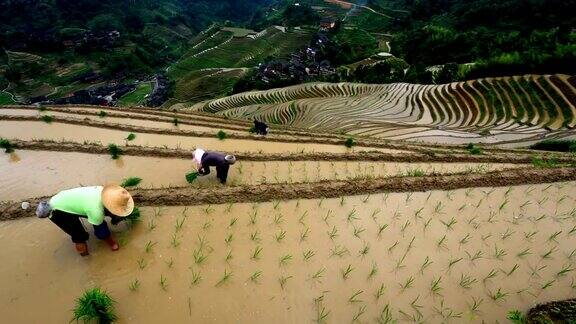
199, 152, 230, 183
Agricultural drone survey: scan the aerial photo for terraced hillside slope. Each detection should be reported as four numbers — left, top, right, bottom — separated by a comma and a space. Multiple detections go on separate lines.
190, 74, 576, 147
166, 25, 313, 106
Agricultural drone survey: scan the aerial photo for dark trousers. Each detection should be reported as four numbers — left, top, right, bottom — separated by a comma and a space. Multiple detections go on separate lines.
50, 210, 111, 243
200, 165, 230, 183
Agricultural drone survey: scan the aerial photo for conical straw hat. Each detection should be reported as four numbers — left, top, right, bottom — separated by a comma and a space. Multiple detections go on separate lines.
102, 184, 134, 217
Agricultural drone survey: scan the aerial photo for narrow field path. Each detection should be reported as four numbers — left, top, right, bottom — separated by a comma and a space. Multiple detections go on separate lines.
3, 167, 575, 220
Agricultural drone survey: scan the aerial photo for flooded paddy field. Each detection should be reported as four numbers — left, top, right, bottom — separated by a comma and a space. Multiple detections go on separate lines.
0, 120, 404, 154
1, 182, 575, 323
0, 150, 526, 201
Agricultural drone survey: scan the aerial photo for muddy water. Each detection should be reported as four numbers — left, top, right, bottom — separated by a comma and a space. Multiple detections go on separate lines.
1, 182, 575, 323
0, 150, 525, 201
0, 120, 397, 154
0, 108, 246, 135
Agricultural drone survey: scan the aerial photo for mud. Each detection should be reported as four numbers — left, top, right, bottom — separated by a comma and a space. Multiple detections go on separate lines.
1, 149, 524, 201
3, 166, 575, 221
1, 183, 575, 323
7, 139, 576, 165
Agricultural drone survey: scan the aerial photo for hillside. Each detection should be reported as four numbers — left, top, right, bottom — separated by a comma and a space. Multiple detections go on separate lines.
166, 25, 313, 105
190, 74, 576, 147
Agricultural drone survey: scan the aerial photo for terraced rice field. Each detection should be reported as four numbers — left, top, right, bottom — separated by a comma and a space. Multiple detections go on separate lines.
1, 101, 576, 323
191, 74, 576, 147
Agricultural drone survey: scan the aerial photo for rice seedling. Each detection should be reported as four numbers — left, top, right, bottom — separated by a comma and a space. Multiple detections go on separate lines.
341, 264, 354, 280
193, 248, 207, 265
517, 248, 531, 258
340, 196, 346, 206
225, 250, 233, 262
541, 246, 557, 259
568, 248, 576, 260
215, 269, 232, 287
125, 207, 141, 225
330, 245, 349, 258
300, 227, 310, 242
400, 276, 415, 292
0, 138, 14, 153
368, 262, 378, 279
441, 217, 457, 231
400, 220, 411, 235
489, 288, 508, 302
483, 269, 498, 283
541, 279, 555, 290
377, 304, 394, 323
328, 226, 338, 240
72, 287, 117, 324
420, 256, 432, 273
377, 223, 388, 238
501, 228, 515, 240
303, 250, 315, 262
405, 192, 414, 203
129, 279, 140, 292
314, 301, 330, 323
145, 241, 157, 253
430, 276, 443, 296
190, 269, 202, 286
173, 118, 179, 126
548, 230, 562, 243
273, 213, 283, 225
436, 235, 447, 249
352, 305, 367, 322
347, 209, 358, 222
468, 297, 483, 314
251, 246, 263, 260
466, 250, 484, 262
137, 258, 146, 270
459, 273, 477, 289
275, 229, 286, 243
170, 233, 181, 248
388, 241, 400, 253
353, 225, 365, 238
423, 218, 432, 232
41, 114, 54, 123
487, 211, 497, 223
250, 230, 261, 242
568, 225, 576, 236
311, 268, 325, 282
359, 244, 370, 257
279, 275, 292, 290
107, 143, 122, 160
448, 257, 463, 270
493, 244, 507, 260
459, 233, 471, 245
556, 263, 574, 277
185, 171, 199, 183
125, 133, 136, 142
165, 258, 174, 268
348, 290, 363, 303
121, 177, 142, 188
174, 217, 185, 232
506, 264, 519, 276
249, 211, 258, 225
524, 230, 538, 241
434, 201, 444, 214
249, 270, 262, 283
279, 254, 292, 266
323, 210, 333, 225
159, 275, 168, 290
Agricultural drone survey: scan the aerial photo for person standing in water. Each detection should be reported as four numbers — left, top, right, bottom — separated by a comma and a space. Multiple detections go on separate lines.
36, 185, 134, 256
193, 148, 236, 184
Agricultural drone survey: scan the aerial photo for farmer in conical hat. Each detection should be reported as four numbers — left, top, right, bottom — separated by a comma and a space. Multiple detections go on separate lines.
35, 185, 134, 256
193, 148, 236, 184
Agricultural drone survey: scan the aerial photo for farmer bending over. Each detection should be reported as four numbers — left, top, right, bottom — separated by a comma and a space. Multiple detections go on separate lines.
36, 185, 134, 256
193, 148, 236, 184
254, 118, 269, 135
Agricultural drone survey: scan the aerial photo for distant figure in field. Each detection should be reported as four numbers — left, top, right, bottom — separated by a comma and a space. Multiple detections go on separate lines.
254, 118, 269, 135
35, 185, 134, 256
193, 148, 236, 184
